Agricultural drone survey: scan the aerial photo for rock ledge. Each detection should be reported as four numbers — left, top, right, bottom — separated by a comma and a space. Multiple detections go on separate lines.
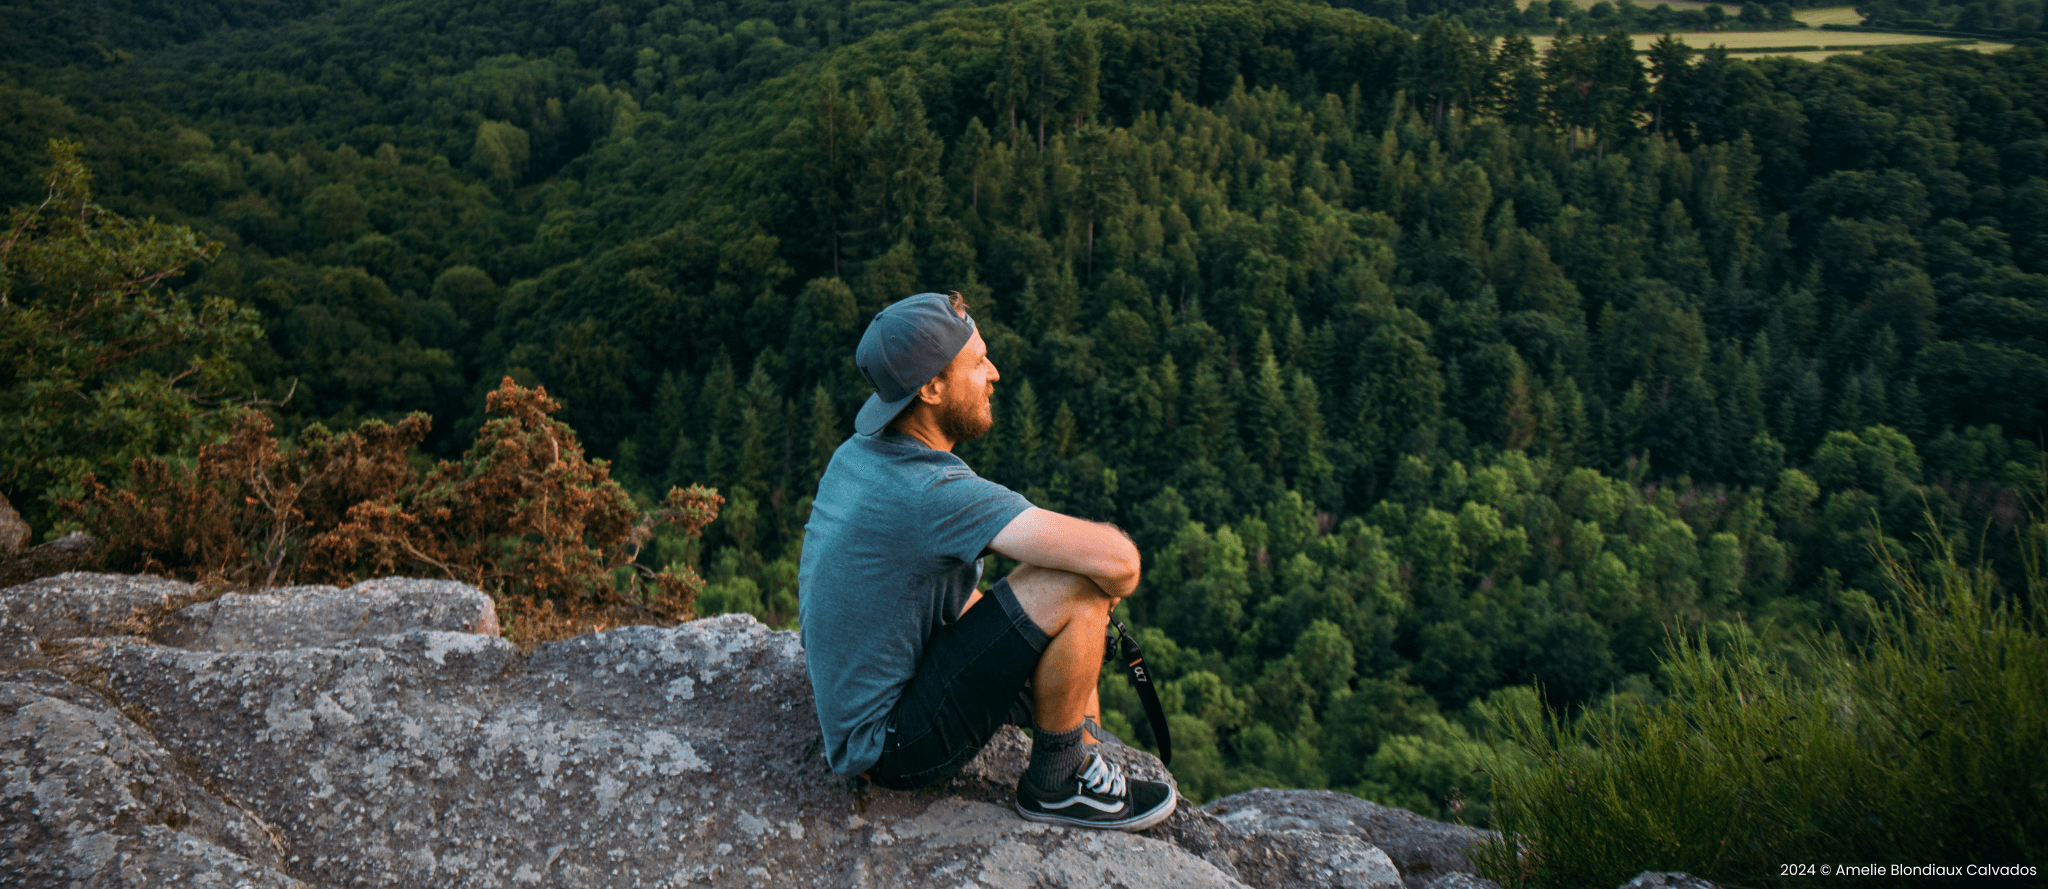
3, 572, 1701, 889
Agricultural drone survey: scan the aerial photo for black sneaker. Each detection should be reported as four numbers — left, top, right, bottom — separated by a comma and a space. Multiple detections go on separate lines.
1014, 749, 1177, 831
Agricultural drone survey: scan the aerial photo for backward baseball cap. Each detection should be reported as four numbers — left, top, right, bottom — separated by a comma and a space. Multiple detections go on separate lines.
853, 292, 977, 436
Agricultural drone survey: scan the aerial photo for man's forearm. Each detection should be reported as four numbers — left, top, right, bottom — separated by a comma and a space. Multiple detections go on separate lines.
991, 507, 1143, 597
1086, 566, 1137, 601
1086, 523, 1140, 600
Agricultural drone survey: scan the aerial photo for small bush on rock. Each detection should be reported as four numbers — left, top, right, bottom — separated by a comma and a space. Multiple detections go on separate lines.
67, 377, 721, 641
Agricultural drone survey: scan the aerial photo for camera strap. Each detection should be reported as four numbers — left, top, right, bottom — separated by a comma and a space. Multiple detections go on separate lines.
1108, 615, 1172, 767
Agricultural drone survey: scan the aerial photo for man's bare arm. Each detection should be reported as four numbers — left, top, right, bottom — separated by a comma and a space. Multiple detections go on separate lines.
988, 507, 1141, 600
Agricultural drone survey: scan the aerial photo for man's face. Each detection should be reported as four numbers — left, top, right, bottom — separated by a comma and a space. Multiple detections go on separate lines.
935, 328, 998, 444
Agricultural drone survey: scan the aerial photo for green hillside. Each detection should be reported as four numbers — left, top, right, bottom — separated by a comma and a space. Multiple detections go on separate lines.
4, 0, 2046, 864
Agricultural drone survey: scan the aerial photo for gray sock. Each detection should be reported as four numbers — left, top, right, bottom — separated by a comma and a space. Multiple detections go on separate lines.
1026, 723, 1089, 792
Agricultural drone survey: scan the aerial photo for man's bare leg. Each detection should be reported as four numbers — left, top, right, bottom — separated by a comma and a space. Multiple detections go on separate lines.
1002, 563, 1177, 829
961, 577, 1108, 743
1005, 563, 1114, 765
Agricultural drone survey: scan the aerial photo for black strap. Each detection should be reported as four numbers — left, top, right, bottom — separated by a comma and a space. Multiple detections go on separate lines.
1109, 616, 1172, 767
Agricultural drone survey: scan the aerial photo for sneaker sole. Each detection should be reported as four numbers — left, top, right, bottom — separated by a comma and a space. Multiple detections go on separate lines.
1014, 785, 1178, 832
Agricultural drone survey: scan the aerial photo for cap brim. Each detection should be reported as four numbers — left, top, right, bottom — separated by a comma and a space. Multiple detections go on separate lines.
855, 390, 917, 436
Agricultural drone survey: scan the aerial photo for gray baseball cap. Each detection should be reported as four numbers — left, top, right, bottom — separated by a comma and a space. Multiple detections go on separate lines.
854, 292, 977, 435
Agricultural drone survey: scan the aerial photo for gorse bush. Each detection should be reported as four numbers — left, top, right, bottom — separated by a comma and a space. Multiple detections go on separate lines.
1475, 512, 2048, 888
66, 377, 723, 640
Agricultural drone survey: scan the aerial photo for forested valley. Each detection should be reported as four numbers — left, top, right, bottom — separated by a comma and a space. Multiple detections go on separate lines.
4, 0, 2046, 834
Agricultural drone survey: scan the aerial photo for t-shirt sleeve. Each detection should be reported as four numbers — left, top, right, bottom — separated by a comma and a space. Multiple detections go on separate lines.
922, 466, 1034, 565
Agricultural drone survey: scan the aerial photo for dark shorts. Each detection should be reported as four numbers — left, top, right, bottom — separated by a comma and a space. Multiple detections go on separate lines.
866, 577, 1050, 790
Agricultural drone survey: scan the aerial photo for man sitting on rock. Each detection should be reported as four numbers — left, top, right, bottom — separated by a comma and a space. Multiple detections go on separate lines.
798, 291, 1177, 831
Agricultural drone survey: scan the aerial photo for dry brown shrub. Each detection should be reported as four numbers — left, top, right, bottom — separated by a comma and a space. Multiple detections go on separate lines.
69, 410, 432, 586
493, 594, 620, 652
69, 455, 244, 582
66, 377, 721, 633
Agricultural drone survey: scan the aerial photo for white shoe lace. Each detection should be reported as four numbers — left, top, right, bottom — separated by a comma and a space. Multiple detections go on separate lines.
1077, 751, 1127, 799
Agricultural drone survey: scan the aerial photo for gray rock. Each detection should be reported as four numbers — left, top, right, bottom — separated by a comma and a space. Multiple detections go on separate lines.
8, 573, 1513, 889
0, 613, 41, 671
0, 669, 305, 887
1425, 873, 1504, 889
0, 572, 194, 642
1204, 788, 1499, 889
0, 532, 99, 590
1223, 828, 1403, 889
1622, 873, 1720, 889
69, 610, 1247, 888
155, 577, 500, 651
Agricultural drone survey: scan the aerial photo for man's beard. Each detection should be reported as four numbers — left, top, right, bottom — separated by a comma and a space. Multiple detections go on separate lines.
937, 384, 995, 443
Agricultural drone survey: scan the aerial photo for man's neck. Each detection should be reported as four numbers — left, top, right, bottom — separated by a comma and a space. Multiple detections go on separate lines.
889, 408, 954, 452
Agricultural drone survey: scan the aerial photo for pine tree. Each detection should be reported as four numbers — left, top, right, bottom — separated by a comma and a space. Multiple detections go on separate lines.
1646, 34, 1695, 139
645, 370, 692, 486
806, 384, 840, 489
1491, 34, 1546, 128
1063, 13, 1102, 132
987, 11, 1032, 149
1246, 331, 1287, 478
1013, 380, 1045, 482
1286, 370, 1337, 503
1403, 16, 1486, 131
804, 73, 867, 278
695, 353, 739, 485
736, 360, 783, 496
853, 74, 944, 255
1051, 400, 1077, 462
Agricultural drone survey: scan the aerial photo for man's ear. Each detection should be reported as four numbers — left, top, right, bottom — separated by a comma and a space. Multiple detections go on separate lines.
916, 373, 948, 406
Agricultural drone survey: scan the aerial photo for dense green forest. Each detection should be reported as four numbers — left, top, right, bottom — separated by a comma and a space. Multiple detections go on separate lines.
4, 0, 2046, 820
1337, 0, 1812, 35
1857, 0, 2046, 35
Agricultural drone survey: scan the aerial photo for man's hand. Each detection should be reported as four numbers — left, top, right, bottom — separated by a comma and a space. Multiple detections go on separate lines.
988, 507, 1141, 600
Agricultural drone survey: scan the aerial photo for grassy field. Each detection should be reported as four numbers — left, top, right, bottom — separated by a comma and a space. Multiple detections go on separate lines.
1526, 29, 2012, 59
1512, 0, 1867, 19
1505, 5, 2016, 60
1794, 5, 1867, 26
1518, 0, 1721, 10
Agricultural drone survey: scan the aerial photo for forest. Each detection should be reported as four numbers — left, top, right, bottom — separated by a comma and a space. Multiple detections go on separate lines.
1856, 0, 2046, 36
3, 0, 2046, 865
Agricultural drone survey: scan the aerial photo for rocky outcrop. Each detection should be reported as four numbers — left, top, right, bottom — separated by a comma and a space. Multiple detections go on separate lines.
2, 571, 1705, 889
2, 573, 1258, 888
1621, 874, 1721, 889
1203, 788, 1497, 888
2, 668, 305, 888
0, 531, 99, 591
151, 577, 500, 650
1424, 874, 1505, 889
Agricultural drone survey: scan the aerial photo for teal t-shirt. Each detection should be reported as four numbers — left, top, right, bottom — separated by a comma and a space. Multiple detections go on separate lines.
797, 431, 1033, 776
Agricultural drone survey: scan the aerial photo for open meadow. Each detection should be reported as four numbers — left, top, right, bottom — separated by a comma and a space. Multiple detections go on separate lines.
1519, 0, 1725, 10
1794, 5, 1869, 25
1527, 26, 2011, 59
1510, 5, 2013, 59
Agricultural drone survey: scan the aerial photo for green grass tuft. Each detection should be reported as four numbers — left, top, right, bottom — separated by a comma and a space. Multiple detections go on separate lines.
1474, 513, 2048, 889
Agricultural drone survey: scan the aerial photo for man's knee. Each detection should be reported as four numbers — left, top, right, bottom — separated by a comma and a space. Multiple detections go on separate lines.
1006, 565, 1112, 636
